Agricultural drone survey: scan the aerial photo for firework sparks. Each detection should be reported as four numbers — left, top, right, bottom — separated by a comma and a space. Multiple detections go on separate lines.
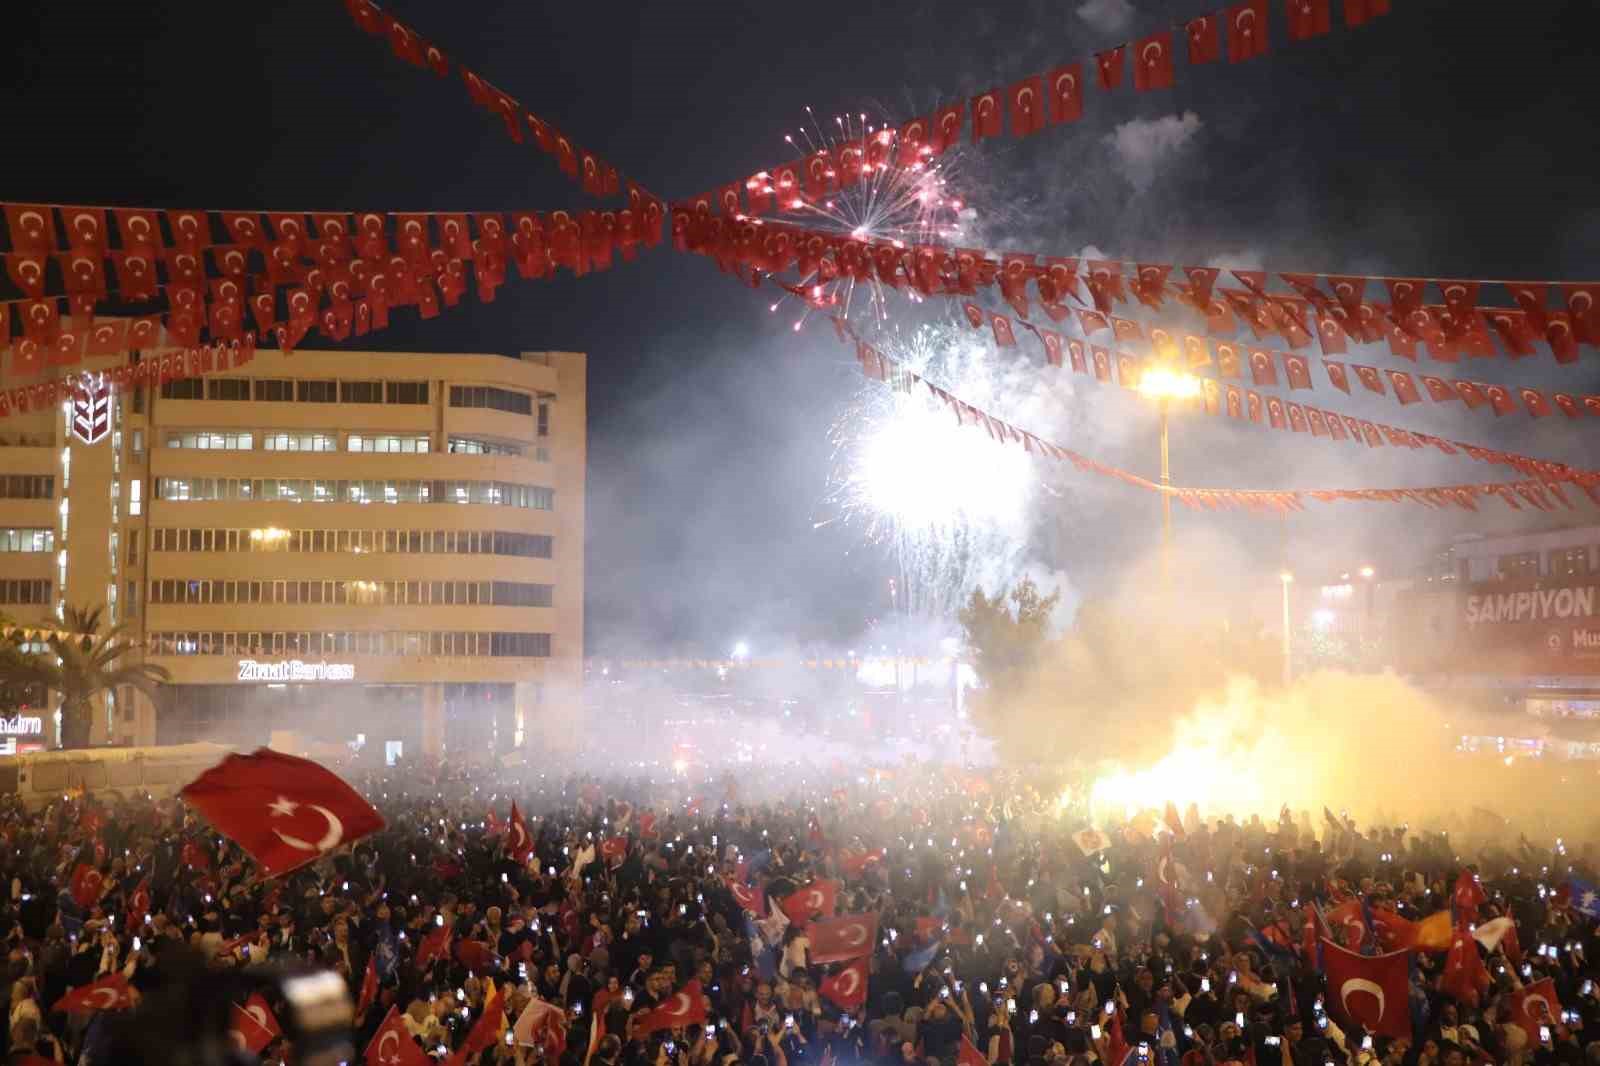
758, 108, 976, 323
825, 323, 1042, 616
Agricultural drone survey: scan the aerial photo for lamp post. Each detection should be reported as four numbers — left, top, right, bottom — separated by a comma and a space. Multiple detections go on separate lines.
1279, 570, 1294, 686
1136, 366, 1202, 591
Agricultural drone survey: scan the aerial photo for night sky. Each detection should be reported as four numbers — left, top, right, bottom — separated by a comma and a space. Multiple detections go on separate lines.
7, 1, 1599, 655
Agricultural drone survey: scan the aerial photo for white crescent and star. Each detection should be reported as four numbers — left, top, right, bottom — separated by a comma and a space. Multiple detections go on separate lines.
377, 1029, 402, 1064
1143, 42, 1165, 65
89, 987, 121, 1009
268, 796, 345, 853
836, 968, 861, 997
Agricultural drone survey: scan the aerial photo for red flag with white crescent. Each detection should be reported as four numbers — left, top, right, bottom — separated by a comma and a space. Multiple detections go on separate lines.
1509, 977, 1561, 1044
781, 879, 840, 924
506, 801, 534, 863
819, 959, 869, 1010
365, 1005, 431, 1066
1320, 939, 1411, 1038
178, 749, 383, 878
807, 912, 880, 964
1226, 0, 1269, 61
633, 980, 708, 1035
50, 974, 136, 1015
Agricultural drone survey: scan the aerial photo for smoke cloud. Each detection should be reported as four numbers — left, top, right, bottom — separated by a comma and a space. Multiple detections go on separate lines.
1075, 0, 1137, 34
1103, 111, 1204, 191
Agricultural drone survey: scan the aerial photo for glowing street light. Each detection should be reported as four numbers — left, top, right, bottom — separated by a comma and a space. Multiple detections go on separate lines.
1136, 366, 1202, 590
731, 641, 750, 660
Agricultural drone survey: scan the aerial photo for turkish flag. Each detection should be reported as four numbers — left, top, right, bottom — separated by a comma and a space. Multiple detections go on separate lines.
1519, 387, 1551, 417
990, 313, 1017, 348
506, 801, 534, 863
1420, 375, 1456, 403
1440, 927, 1490, 1007
959, 1036, 988, 1066
1068, 340, 1087, 374
1117, 352, 1143, 390
1554, 393, 1581, 418
20, 297, 60, 345
69, 864, 104, 910
1546, 312, 1580, 363
1215, 342, 1243, 379
233, 994, 282, 1053
178, 748, 384, 878
110, 251, 159, 301
1481, 310, 1537, 357
366, 1005, 431, 1066
927, 103, 962, 155
1227, 0, 1270, 61
51, 975, 136, 1015
1133, 32, 1175, 90
415, 924, 452, 971
1262, 394, 1285, 429
1509, 977, 1562, 1043
4, 204, 55, 255
1187, 14, 1222, 62
1353, 364, 1385, 394
1283, 352, 1313, 390
1004, 77, 1045, 137
600, 836, 628, 864
1039, 329, 1064, 367
1286, 0, 1332, 40
455, 939, 498, 973
1387, 370, 1421, 405
1453, 869, 1487, 924
1312, 311, 1349, 355
1248, 349, 1278, 386
727, 878, 765, 915
1454, 380, 1487, 409
807, 912, 880, 964
1561, 283, 1600, 343
1321, 940, 1411, 1038
5, 254, 48, 298
358, 955, 379, 1016
1344, 0, 1390, 26
1046, 65, 1083, 124
230, 1008, 277, 1056
782, 879, 840, 924
971, 90, 1002, 142
820, 959, 869, 1010
1095, 46, 1125, 90
633, 980, 707, 1035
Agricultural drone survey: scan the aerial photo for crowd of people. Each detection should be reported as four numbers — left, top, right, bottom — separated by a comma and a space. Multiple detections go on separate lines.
0, 759, 1597, 1066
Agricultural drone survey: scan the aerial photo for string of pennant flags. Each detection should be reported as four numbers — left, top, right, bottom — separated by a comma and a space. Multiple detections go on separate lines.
664, 212, 1599, 378
950, 297, 1600, 422
690, 0, 1392, 222
339, 0, 662, 209
823, 311, 1600, 515
0, 200, 658, 400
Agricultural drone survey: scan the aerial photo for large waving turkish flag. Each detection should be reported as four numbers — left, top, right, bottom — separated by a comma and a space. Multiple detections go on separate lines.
51, 974, 136, 1015
780, 879, 840, 924
365, 1005, 431, 1066
178, 748, 385, 877
1321, 939, 1412, 1039
819, 959, 869, 1010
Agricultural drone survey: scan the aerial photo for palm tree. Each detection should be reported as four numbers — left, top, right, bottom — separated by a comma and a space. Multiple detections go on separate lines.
32, 605, 170, 750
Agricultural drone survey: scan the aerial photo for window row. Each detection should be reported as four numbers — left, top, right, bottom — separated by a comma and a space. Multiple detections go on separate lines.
152, 478, 554, 509
0, 476, 54, 500
0, 528, 54, 553
150, 527, 553, 558
149, 578, 554, 608
0, 580, 52, 605
449, 385, 533, 416
149, 630, 551, 658
162, 378, 431, 405
161, 432, 538, 457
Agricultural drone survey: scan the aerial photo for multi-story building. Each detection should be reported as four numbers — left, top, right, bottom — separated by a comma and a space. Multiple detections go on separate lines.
0, 346, 585, 760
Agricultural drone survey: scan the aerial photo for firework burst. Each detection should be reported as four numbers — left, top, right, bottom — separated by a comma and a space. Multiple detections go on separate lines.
823, 321, 1044, 617
760, 107, 979, 325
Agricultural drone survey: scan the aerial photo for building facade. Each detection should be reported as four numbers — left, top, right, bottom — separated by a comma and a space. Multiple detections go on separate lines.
0, 347, 585, 760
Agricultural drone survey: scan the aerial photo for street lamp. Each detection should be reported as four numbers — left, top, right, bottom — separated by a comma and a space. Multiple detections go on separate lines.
1136, 366, 1202, 590
1279, 570, 1294, 686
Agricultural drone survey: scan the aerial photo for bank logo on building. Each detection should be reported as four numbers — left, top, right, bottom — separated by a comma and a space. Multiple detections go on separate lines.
237, 659, 356, 682
70, 375, 112, 445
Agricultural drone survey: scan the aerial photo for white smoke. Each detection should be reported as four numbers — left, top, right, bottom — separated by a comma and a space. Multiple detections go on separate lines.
1102, 111, 1204, 192
1075, 0, 1137, 34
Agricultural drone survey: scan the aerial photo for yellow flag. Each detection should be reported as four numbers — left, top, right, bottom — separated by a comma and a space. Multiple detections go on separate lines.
1416, 910, 1453, 952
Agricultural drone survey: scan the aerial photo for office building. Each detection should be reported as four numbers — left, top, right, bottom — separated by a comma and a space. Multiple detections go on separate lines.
0, 346, 585, 759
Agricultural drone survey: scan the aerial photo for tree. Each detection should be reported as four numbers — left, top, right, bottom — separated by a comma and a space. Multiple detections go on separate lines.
29, 605, 170, 750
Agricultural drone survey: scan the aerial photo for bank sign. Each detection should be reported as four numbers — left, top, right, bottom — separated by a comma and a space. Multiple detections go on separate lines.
1453, 577, 1600, 675
236, 659, 356, 682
